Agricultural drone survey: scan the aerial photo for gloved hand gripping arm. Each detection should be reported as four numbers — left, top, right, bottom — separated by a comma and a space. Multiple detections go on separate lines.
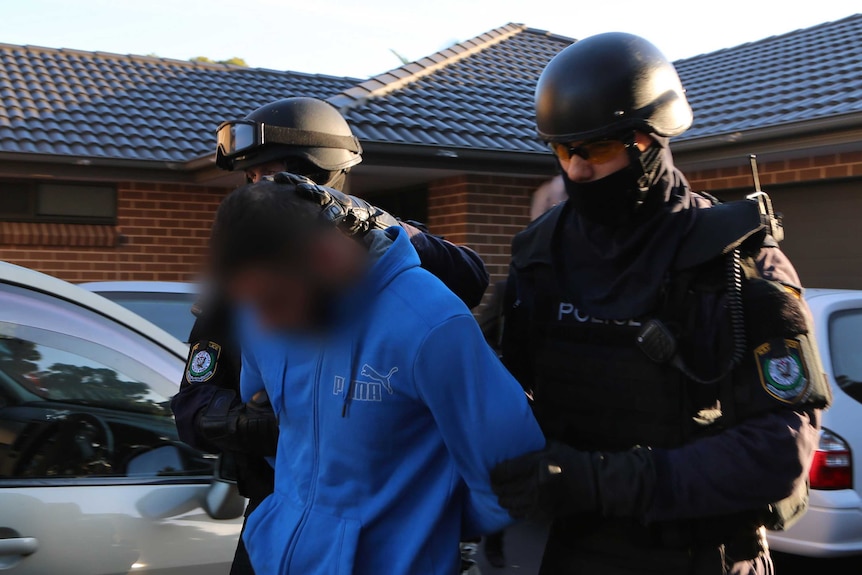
491, 441, 656, 520
197, 389, 279, 459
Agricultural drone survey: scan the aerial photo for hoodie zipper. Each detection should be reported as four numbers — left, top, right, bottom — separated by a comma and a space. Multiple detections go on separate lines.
284, 349, 324, 572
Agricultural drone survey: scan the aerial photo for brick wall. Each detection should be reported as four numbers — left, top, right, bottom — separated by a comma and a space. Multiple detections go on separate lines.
427, 174, 545, 301
683, 151, 862, 289
684, 151, 862, 192
0, 182, 231, 283
1, 174, 544, 289
9, 152, 857, 290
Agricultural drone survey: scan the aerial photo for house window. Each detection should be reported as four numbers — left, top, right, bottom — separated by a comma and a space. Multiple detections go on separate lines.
0, 181, 117, 224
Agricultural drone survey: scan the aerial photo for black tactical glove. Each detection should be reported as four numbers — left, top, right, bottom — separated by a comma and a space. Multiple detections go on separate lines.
490, 441, 656, 520
270, 172, 399, 235
197, 388, 278, 458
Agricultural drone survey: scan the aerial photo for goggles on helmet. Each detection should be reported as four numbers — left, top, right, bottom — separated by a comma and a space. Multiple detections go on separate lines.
215, 120, 362, 170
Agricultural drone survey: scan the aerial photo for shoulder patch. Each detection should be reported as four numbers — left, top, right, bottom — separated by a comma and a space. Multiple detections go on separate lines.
754, 339, 810, 403
186, 341, 222, 384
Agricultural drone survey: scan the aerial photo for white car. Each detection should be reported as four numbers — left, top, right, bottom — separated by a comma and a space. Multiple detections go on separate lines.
768, 289, 862, 557
0, 263, 244, 574
79, 282, 199, 343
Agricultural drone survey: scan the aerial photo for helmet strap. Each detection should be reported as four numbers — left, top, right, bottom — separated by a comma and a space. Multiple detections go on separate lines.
623, 132, 663, 206
320, 169, 348, 192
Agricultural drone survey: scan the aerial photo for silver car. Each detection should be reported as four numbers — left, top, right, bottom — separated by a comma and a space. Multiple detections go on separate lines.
79, 281, 199, 343
768, 289, 862, 557
0, 263, 243, 574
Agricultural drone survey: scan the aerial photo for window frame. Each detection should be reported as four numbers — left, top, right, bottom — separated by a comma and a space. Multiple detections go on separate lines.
0, 283, 213, 487
0, 179, 118, 225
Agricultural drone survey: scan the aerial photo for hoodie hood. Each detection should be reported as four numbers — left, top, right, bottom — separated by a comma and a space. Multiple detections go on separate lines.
332, 226, 420, 323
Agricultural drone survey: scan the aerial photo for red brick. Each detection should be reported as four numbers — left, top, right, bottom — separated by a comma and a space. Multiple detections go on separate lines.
773, 171, 800, 184
797, 168, 823, 181
839, 151, 862, 164
759, 173, 777, 185
705, 178, 731, 190
824, 166, 850, 179
727, 176, 753, 188
813, 154, 838, 167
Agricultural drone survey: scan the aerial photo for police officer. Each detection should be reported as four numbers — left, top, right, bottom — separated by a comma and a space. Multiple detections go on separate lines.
490, 33, 830, 575
170, 97, 489, 575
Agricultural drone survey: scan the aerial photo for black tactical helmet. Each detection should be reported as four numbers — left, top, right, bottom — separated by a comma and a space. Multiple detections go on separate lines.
535, 33, 692, 143
215, 97, 363, 173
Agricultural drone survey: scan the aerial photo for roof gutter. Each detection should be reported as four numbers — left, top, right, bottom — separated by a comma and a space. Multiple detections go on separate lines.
673, 112, 862, 169
0, 151, 212, 184
357, 140, 556, 176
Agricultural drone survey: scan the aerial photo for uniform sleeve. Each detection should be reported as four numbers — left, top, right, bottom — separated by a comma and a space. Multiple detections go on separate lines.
170, 311, 241, 452
647, 408, 819, 521
412, 314, 546, 535
647, 246, 824, 522
755, 244, 801, 289
476, 280, 507, 351
170, 369, 220, 451
500, 269, 535, 393
409, 231, 490, 309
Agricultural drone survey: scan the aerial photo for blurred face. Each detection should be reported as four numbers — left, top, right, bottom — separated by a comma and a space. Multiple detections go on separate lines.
245, 160, 287, 184
228, 265, 313, 331
552, 132, 653, 183
226, 229, 368, 332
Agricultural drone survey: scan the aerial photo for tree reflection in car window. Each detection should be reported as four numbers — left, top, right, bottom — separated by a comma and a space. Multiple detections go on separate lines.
0, 336, 169, 415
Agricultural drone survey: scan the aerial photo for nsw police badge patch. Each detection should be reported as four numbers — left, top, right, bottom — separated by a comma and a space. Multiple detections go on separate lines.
754, 339, 810, 403
185, 341, 221, 384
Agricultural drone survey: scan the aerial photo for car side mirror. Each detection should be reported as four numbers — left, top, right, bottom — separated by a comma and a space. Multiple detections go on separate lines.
133, 448, 246, 520
202, 454, 246, 520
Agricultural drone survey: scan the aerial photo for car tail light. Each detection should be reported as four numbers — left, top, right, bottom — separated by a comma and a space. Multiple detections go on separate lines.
809, 429, 852, 490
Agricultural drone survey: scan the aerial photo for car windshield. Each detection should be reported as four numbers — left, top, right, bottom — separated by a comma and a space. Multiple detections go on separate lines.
829, 308, 862, 404
97, 291, 197, 342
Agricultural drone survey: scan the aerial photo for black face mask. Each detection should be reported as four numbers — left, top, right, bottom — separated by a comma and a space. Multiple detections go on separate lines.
563, 166, 647, 228
562, 144, 664, 228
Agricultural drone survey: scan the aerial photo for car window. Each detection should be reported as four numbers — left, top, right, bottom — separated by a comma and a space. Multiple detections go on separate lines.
0, 325, 212, 482
96, 292, 197, 343
829, 308, 862, 405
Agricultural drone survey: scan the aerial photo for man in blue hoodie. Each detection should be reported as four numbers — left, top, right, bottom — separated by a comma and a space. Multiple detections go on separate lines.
208, 173, 545, 575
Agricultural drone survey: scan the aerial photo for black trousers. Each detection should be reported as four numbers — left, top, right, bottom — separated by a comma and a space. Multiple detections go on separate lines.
540, 520, 775, 575
230, 516, 255, 575
231, 493, 270, 575
539, 549, 774, 575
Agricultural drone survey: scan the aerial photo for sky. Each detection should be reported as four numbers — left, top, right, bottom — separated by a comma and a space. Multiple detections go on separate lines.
0, 0, 858, 79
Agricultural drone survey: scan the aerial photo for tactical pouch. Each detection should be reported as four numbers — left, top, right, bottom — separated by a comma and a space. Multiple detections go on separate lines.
764, 480, 810, 531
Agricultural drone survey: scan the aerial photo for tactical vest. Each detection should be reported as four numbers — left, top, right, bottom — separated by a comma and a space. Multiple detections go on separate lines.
510, 200, 780, 565
528, 264, 727, 452
526, 258, 773, 564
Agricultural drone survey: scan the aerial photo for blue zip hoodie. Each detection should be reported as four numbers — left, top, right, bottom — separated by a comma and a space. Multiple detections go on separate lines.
239, 226, 545, 575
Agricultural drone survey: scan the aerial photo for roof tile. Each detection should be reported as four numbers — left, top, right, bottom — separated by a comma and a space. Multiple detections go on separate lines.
0, 46, 356, 162
1, 16, 861, 163
675, 15, 862, 140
